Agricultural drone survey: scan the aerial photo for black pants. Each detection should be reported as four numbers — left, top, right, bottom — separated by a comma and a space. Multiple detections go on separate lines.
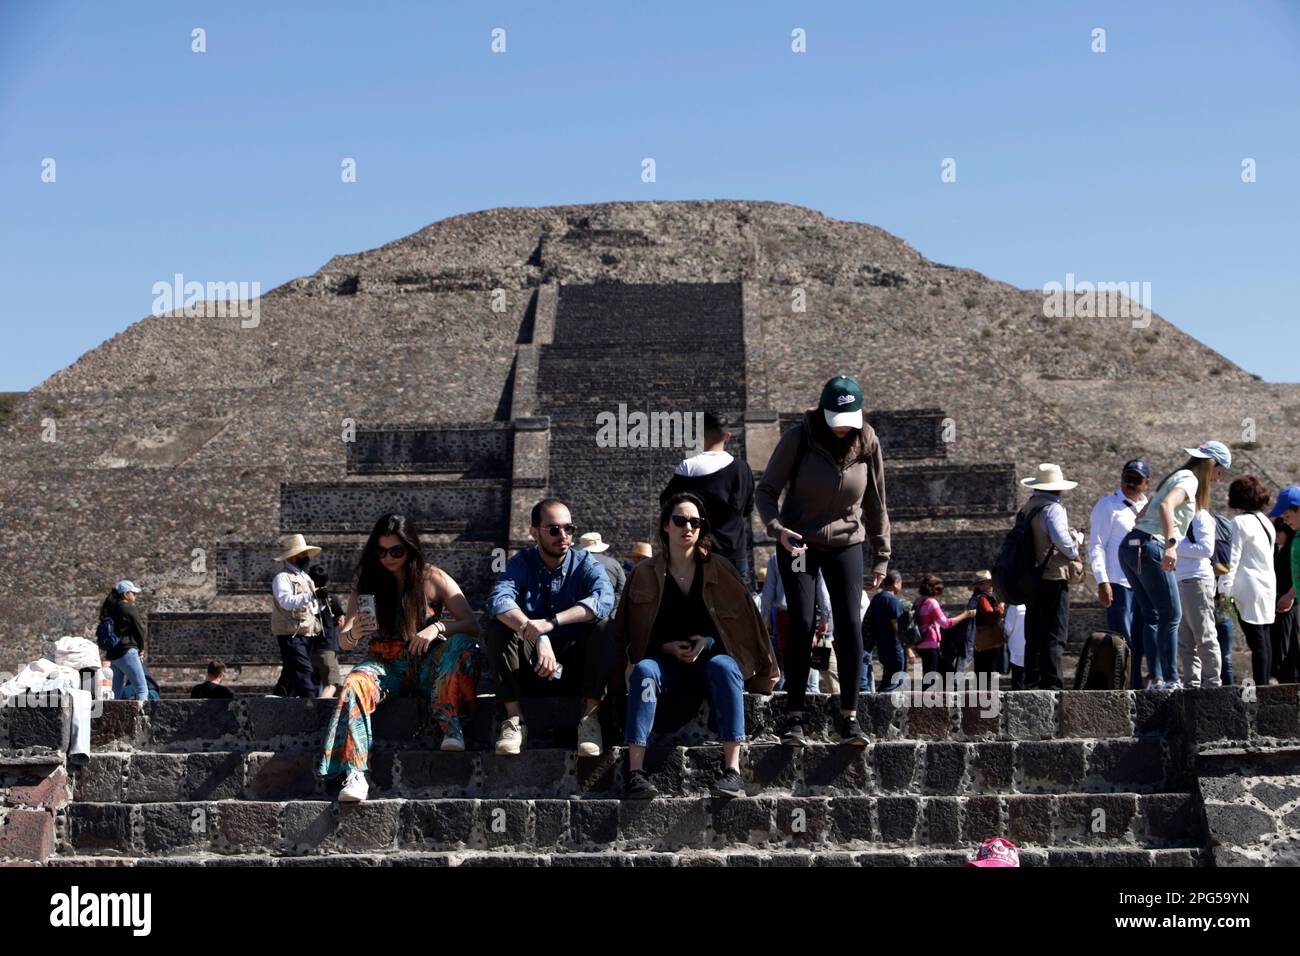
917, 647, 941, 678
1241, 618, 1273, 686
273, 634, 318, 698
1024, 579, 1070, 690
1010, 663, 1026, 690
484, 618, 611, 702
1271, 605, 1300, 683
972, 646, 1007, 687
777, 543, 864, 711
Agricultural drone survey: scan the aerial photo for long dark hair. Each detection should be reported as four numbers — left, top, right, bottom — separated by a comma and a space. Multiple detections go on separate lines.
98, 589, 122, 622
657, 492, 714, 560
354, 514, 429, 640
809, 410, 870, 471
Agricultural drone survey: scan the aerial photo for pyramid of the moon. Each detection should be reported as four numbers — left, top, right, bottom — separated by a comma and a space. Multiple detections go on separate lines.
3, 200, 1297, 682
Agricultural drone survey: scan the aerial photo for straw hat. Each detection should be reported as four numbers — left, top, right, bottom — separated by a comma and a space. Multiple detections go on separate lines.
275, 533, 321, 561
577, 532, 610, 553
626, 542, 653, 559
1019, 463, 1078, 492
972, 570, 992, 583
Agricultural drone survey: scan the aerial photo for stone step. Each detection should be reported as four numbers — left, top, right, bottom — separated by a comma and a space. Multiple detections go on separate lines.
144, 613, 365, 668
59, 791, 1201, 857
71, 736, 1191, 804
279, 480, 511, 536
346, 422, 513, 477
213, 540, 500, 601
879, 529, 1005, 576
778, 409, 950, 460
85, 690, 1195, 756
43, 845, 1210, 867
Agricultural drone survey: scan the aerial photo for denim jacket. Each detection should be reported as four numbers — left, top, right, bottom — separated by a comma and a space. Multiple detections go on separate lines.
486, 546, 615, 622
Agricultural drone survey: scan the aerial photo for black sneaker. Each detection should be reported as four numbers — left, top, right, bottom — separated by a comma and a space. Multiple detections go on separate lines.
781, 715, 806, 748
837, 714, 869, 747
711, 768, 746, 799
623, 768, 659, 800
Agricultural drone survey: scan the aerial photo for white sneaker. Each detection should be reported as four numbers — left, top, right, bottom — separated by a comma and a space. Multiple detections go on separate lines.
577, 714, 603, 757
339, 769, 369, 803
495, 715, 527, 755
440, 731, 466, 752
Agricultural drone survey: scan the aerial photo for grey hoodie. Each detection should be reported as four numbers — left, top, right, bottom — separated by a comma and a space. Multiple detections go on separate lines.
755, 410, 891, 574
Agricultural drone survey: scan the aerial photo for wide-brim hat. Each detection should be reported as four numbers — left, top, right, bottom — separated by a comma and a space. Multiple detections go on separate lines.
1020, 463, 1078, 492
626, 542, 653, 559
275, 533, 321, 561
577, 532, 610, 553
972, 570, 992, 583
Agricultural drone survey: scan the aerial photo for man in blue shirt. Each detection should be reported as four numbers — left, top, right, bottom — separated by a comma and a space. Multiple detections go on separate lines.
485, 498, 615, 757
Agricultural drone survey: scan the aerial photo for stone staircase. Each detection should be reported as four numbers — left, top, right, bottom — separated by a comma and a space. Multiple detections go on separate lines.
25, 688, 1247, 866
538, 282, 748, 556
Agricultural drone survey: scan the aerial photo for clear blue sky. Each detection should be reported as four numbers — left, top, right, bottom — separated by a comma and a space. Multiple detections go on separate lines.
2, 0, 1298, 390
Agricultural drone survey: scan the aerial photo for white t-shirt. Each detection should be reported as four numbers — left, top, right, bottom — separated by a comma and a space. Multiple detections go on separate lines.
1003, 605, 1026, 667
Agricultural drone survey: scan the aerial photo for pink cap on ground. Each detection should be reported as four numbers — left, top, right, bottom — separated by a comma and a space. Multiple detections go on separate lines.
965, 837, 1020, 867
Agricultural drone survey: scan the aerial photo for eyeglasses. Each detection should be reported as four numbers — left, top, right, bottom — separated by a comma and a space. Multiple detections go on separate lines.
373, 545, 407, 559
670, 515, 702, 530
544, 524, 576, 538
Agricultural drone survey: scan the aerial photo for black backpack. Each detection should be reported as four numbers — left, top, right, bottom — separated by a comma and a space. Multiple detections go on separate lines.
1073, 631, 1131, 690
992, 499, 1055, 605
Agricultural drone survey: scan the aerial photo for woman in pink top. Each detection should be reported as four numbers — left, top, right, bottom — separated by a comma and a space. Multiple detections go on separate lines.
914, 573, 975, 678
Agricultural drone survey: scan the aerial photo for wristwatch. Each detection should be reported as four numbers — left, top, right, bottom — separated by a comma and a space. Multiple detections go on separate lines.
545, 616, 558, 630
1165, 536, 1179, 550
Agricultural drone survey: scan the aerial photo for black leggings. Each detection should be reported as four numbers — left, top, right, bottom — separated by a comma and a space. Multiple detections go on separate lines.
1240, 619, 1272, 687
776, 543, 864, 711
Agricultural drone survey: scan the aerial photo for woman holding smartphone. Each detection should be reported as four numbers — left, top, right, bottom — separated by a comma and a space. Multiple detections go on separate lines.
617, 493, 779, 799
317, 513, 481, 803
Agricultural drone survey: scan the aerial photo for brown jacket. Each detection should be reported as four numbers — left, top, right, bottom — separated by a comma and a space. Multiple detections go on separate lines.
614, 552, 780, 694
754, 410, 891, 575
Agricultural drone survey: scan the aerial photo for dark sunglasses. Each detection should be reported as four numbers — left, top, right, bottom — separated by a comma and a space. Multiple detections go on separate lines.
1122, 473, 1146, 485
373, 545, 407, 559
670, 514, 702, 530
544, 524, 576, 538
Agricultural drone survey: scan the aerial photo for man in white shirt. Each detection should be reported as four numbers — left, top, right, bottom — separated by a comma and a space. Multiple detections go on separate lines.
1175, 510, 1223, 687
270, 533, 324, 698
1088, 459, 1150, 688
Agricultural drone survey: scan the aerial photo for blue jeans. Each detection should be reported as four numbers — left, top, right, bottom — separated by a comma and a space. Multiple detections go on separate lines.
625, 649, 746, 746
110, 648, 149, 701
1118, 531, 1181, 684
858, 649, 875, 693
1106, 583, 1148, 688
1216, 605, 1236, 685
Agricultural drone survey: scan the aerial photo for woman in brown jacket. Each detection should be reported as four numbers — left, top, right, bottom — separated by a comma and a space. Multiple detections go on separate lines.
755, 375, 891, 747
616, 492, 779, 800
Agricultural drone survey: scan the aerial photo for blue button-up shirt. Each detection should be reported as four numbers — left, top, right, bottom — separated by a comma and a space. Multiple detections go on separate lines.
486, 546, 615, 623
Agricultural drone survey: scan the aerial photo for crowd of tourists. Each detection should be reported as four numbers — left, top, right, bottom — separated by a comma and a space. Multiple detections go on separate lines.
93, 374, 1300, 807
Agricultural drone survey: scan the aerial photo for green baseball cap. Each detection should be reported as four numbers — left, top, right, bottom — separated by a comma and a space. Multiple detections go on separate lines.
819, 375, 863, 429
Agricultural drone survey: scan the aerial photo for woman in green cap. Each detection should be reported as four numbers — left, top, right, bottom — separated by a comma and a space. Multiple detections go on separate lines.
755, 374, 891, 746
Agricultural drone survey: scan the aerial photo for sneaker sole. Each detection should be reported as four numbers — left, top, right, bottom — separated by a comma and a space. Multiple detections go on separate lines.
495, 744, 522, 755
338, 792, 366, 803
624, 789, 658, 801
840, 736, 868, 748
576, 743, 602, 757
441, 740, 466, 752
781, 735, 806, 748
710, 785, 744, 798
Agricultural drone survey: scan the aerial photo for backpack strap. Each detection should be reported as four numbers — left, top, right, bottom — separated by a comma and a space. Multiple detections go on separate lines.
1024, 497, 1058, 564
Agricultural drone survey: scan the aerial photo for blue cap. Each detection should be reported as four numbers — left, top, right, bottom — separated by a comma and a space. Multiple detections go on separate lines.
1184, 441, 1232, 470
1269, 486, 1300, 519
114, 579, 142, 595
1122, 459, 1150, 479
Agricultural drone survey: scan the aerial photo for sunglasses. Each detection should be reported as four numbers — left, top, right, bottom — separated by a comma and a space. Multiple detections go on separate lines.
373, 545, 407, 559
544, 524, 576, 538
1122, 474, 1146, 484
670, 515, 702, 530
